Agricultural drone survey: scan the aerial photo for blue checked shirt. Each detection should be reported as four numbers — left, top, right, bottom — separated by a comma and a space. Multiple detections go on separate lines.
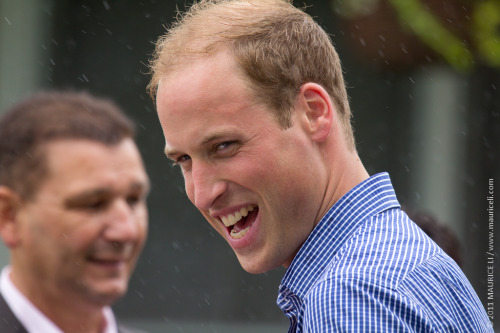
277, 173, 492, 332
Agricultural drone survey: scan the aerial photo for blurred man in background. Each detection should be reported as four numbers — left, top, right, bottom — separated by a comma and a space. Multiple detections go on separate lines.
0, 91, 150, 333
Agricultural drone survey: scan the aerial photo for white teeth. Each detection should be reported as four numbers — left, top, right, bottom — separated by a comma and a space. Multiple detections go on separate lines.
230, 225, 250, 239
220, 205, 255, 227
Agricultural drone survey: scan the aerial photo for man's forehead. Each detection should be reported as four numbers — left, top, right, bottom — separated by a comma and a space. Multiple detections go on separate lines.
43, 139, 144, 177
157, 51, 238, 89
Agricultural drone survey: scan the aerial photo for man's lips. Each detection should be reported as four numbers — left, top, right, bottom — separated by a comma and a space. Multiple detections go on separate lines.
87, 257, 126, 266
87, 246, 134, 267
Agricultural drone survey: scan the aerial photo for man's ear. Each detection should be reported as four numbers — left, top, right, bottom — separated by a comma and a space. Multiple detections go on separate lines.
297, 82, 334, 142
0, 186, 22, 248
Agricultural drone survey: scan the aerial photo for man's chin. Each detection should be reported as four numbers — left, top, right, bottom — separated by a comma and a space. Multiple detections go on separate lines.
84, 280, 129, 306
236, 254, 277, 275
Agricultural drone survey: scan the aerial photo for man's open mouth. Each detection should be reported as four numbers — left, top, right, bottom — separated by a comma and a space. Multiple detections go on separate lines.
220, 205, 258, 239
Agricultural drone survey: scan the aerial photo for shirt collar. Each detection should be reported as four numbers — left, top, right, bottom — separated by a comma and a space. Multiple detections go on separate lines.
278, 172, 400, 301
0, 266, 118, 333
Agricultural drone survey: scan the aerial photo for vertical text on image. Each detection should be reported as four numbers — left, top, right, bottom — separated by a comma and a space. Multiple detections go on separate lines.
486, 179, 494, 325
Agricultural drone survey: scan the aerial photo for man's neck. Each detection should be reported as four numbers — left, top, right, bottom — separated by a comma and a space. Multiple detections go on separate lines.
43, 306, 107, 333
318, 151, 369, 226
8, 268, 108, 333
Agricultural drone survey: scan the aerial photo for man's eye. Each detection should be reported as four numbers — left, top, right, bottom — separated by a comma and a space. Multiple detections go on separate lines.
171, 155, 192, 174
215, 141, 239, 153
170, 155, 191, 166
216, 142, 232, 150
126, 194, 141, 206
177, 155, 191, 164
85, 200, 107, 210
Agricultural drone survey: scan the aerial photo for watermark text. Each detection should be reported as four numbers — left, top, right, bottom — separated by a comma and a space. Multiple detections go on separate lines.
486, 179, 494, 326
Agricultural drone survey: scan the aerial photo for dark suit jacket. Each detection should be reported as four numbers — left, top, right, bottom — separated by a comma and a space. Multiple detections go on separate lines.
0, 293, 146, 333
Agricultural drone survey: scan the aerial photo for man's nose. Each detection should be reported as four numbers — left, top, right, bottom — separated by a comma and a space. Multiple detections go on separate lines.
104, 199, 142, 241
187, 161, 226, 211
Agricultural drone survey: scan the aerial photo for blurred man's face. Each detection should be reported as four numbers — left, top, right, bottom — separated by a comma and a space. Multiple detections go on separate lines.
13, 138, 149, 307
156, 52, 324, 274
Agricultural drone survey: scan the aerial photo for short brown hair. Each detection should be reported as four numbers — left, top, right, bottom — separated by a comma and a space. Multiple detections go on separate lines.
148, 0, 355, 149
0, 91, 136, 200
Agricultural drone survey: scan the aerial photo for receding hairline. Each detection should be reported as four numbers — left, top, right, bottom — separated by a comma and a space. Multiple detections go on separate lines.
148, 0, 301, 99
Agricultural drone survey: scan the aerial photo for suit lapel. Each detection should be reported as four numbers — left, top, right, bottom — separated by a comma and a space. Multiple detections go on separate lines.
0, 292, 28, 332
0, 293, 147, 333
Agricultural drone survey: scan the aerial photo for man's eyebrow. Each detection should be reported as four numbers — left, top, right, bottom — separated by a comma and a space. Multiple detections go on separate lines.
64, 181, 150, 206
130, 180, 151, 194
200, 131, 233, 145
164, 146, 177, 159
64, 189, 110, 206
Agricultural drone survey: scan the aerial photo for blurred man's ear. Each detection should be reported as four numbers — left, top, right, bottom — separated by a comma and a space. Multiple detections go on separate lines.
0, 186, 22, 248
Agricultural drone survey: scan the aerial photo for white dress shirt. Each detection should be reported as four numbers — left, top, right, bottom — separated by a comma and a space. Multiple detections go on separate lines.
0, 266, 118, 333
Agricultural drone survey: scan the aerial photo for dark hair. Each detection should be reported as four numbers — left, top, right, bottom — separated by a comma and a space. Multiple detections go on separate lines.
0, 91, 136, 200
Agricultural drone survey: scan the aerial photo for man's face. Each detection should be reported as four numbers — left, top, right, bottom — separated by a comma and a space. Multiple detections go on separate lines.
156, 52, 325, 273
14, 138, 149, 306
